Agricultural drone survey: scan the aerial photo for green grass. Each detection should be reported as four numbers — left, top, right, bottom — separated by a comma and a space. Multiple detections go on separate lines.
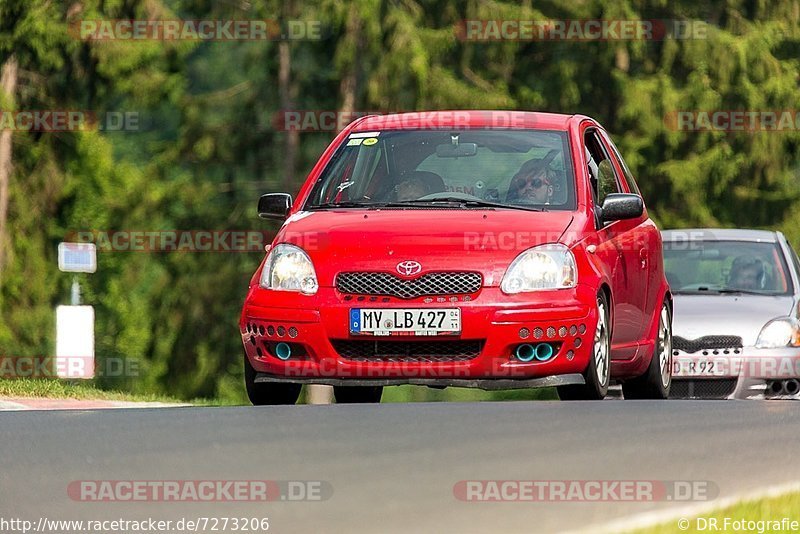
1, 379, 557, 406
634, 491, 800, 533
0, 378, 201, 404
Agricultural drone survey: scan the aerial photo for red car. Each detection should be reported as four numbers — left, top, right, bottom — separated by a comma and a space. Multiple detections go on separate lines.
241, 111, 672, 404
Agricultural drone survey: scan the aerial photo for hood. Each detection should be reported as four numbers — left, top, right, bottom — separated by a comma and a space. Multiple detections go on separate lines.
672, 294, 796, 347
277, 209, 575, 286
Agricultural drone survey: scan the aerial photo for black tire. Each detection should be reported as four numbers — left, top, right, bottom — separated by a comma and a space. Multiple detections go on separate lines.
244, 353, 301, 405
622, 299, 672, 400
333, 385, 384, 403
557, 292, 611, 401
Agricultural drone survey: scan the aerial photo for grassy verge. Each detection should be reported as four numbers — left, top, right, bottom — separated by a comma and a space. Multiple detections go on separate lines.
0, 378, 200, 404
634, 491, 800, 533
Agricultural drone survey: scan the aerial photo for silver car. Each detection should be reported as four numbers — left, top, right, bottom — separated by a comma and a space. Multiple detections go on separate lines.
662, 229, 800, 399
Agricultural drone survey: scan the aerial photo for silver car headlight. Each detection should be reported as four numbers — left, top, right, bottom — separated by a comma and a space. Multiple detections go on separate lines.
259, 244, 318, 295
501, 244, 577, 294
755, 317, 800, 348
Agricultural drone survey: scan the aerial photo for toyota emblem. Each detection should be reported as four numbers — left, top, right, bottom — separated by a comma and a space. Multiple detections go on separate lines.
396, 260, 422, 276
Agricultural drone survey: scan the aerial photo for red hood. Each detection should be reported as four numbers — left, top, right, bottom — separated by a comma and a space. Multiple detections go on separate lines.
276, 209, 575, 287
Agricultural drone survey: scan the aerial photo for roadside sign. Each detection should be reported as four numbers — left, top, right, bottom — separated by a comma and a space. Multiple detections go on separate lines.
55, 305, 95, 379
58, 242, 97, 273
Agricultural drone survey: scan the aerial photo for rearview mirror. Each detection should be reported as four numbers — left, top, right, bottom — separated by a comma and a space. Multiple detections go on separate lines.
435, 143, 478, 158
601, 193, 643, 222
258, 193, 292, 220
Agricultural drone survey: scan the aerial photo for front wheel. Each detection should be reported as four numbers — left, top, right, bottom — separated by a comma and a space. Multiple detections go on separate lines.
622, 299, 672, 399
558, 292, 611, 400
333, 386, 384, 403
244, 354, 301, 405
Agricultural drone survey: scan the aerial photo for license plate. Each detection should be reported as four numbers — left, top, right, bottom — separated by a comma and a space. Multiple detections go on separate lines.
672, 357, 734, 378
350, 308, 461, 336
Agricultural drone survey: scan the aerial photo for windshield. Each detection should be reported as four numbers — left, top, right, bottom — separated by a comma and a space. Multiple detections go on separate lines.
663, 239, 793, 295
304, 129, 575, 210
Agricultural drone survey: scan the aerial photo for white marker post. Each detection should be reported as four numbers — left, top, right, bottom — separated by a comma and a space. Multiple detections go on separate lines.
56, 243, 96, 379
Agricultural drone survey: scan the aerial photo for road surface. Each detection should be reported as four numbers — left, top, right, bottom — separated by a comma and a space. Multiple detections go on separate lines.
2, 400, 799, 533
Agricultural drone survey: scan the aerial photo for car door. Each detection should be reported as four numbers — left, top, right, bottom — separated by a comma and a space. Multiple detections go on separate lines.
583, 127, 647, 359
600, 130, 663, 343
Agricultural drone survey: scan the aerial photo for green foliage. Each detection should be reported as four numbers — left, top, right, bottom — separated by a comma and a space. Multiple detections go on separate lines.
1, 0, 799, 402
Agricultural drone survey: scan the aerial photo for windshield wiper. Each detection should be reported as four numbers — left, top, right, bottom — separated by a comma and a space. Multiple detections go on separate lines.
389, 197, 546, 212
309, 198, 546, 212
713, 288, 771, 295
693, 287, 768, 295
309, 201, 457, 210
308, 201, 376, 210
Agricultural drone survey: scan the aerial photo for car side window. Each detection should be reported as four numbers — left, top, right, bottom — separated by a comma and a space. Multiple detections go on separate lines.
788, 244, 800, 281
602, 133, 641, 196
583, 130, 621, 207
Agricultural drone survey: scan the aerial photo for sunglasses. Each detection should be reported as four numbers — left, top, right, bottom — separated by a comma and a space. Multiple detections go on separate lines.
516, 176, 549, 189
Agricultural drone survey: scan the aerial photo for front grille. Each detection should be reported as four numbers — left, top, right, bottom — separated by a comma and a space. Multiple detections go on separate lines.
336, 272, 482, 299
673, 335, 743, 353
332, 340, 484, 362
670, 379, 738, 399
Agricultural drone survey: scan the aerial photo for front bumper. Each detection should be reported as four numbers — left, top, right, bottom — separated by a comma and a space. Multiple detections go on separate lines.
671, 346, 800, 399
241, 284, 599, 384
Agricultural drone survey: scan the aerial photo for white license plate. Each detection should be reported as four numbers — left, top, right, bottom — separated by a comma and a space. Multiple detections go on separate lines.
350, 308, 461, 336
672, 357, 734, 377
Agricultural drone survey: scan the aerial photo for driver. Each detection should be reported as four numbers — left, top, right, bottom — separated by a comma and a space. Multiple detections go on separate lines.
728, 255, 766, 290
392, 176, 431, 201
507, 159, 555, 204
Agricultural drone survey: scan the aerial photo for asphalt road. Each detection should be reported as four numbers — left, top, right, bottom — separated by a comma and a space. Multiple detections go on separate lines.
2, 401, 800, 534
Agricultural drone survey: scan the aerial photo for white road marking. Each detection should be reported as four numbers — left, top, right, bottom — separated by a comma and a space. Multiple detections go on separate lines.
0, 400, 29, 411
562, 480, 800, 534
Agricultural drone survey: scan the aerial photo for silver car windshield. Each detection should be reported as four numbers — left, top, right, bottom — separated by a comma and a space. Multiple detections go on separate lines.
663, 240, 793, 295
305, 129, 575, 210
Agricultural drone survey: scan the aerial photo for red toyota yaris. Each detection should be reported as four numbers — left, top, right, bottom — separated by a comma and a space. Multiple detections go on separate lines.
241, 111, 672, 404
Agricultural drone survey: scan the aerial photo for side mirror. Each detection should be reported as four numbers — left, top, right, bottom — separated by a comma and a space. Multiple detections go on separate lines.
601, 193, 643, 222
258, 193, 292, 220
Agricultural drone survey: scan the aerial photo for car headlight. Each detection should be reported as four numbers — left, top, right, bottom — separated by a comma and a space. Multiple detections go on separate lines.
259, 244, 318, 295
755, 317, 800, 348
501, 244, 577, 294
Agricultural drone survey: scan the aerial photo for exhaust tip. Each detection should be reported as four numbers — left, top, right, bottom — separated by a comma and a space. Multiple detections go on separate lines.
768, 380, 785, 395
534, 343, 554, 361
515, 344, 536, 362
275, 342, 292, 361
786, 379, 800, 395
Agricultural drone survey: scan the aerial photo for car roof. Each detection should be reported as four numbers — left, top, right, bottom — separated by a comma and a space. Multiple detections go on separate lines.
351, 111, 584, 132
661, 228, 780, 243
